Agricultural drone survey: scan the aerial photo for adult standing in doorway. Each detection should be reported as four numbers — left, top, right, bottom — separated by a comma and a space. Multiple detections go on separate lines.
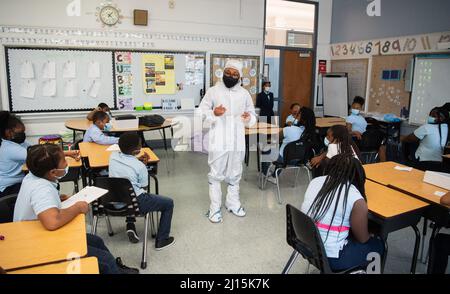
255, 81, 275, 123
197, 60, 257, 223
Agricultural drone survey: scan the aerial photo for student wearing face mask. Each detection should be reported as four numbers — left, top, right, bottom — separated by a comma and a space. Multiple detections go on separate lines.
0, 112, 80, 198
197, 60, 257, 223
401, 107, 449, 172
83, 111, 119, 145
346, 99, 367, 141
255, 81, 274, 122
87, 102, 113, 121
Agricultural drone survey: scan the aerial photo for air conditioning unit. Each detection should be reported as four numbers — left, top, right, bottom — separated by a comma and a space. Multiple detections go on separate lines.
437, 42, 450, 50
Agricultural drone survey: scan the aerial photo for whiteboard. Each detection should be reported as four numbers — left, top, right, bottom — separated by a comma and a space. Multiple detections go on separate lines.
409, 56, 450, 125
322, 74, 349, 117
114, 51, 205, 110
6, 47, 115, 113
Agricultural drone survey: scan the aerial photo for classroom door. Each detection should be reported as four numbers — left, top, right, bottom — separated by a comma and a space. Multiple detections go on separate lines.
280, 50, 314, 124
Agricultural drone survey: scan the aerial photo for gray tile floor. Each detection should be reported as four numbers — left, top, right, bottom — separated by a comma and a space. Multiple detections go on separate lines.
61, 150, 449, 274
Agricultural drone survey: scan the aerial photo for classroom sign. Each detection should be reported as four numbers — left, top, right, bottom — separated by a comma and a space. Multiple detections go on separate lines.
115, 52, 134, 110
142, 54, 176, 95
330, 31, 450, 60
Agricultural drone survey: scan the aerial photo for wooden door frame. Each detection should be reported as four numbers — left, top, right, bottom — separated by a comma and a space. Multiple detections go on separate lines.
263, 0, 319, 121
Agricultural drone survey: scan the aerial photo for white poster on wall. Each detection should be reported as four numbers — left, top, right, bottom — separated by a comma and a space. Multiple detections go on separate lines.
42, 61, 56, 79
42, 79, 57, 97
64, 79, 78, 97
20, 79, 36, 98
63, 60, 76, 78
20, 61, 34, 79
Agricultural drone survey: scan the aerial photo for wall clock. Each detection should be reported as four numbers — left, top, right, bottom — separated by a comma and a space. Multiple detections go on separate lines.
96, 2, 123, 27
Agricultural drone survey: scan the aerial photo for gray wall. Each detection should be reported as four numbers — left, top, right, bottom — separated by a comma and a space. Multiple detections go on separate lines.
331, 0, 450, 43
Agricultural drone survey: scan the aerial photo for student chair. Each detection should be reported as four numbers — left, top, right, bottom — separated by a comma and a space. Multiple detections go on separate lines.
0, 194, 18, 223
282, 204, 367, 274
91, 177, 154, 269
262, 139, 314, 204
358, 128, 385, 164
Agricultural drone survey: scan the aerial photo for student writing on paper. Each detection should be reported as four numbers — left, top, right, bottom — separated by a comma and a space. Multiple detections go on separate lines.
13, 144, 139, 274
83, 111, 118, 145
109, 133, 175, 249
301, 153, 384, 272
0, 112, 80, 198
401, 106, 449, 172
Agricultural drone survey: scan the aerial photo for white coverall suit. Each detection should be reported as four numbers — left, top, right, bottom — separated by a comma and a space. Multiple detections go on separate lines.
198, 81, 257, 214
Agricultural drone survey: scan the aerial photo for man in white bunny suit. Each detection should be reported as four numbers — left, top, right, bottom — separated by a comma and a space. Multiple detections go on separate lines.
197, 60, 257, 223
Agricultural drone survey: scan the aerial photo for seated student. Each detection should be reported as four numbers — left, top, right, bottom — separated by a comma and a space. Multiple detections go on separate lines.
428, 192, 450, 274
301, 153, 384, 272
83, 111, 119, 145
285, 103, 301, 126
261, 107, 319, 178
0, 112, 79, 198
109, 132, 175, 249
87, 103, 113, 121
346, 99, 367, 141
401, 107, 449, 172
13, 144, 138, 274
310, 125, 360, 178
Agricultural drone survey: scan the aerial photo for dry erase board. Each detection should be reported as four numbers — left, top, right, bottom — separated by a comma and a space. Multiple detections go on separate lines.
322, 74, 349, 118
114, 50, 206, 110
331, 59, 368, 105
6, 47, 115, 113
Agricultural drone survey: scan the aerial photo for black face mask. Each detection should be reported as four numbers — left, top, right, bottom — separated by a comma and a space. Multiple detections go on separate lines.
223, 74, 239, 88
11, 132, 26, 144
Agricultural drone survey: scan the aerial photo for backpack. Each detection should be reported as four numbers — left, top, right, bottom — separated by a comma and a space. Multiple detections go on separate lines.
138, 115, 165, 127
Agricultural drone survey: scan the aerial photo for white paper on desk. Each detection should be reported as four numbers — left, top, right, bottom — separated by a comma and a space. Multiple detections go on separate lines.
88, 80, 101, 98
434, 191, 447, 197
88, 61, 101, 78
20, 79, 36, 98
21, 61, 34, 79
64, 79, 78, 97
42, 79, 56, 97
63, 60, 76, 78
61, 186, 108, 209
106, 144, 120, 152
42, 61, 56, 79
394, 165, 412, 172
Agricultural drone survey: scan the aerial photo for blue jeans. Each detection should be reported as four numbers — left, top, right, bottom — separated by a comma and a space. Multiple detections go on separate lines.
127, 193, 174, 242
86, 233, 121, 274
328, 237, 385, 272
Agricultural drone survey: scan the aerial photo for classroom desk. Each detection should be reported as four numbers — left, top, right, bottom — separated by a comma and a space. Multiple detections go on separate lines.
9, 257, 99, 274
245, 122, 281, 171
363, 161, 449, 206
366, 180, 429, 273
0, 214, 87, 272
315, 117, 346, 128
65, 118, 177, 151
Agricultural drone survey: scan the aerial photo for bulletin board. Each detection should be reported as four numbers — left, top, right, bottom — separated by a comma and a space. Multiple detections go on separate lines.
5, 47, 115, 113
367, 54, 413, 115
331, 59, 368, 105
114, 50, 206, 110
210, 54, 260, 103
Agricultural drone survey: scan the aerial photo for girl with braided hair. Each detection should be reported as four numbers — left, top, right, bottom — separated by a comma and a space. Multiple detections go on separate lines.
301, 153, 384, 272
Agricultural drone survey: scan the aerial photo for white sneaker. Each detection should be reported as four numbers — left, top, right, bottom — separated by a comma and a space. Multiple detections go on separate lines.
266, 175, 277, 185
226, 206, 246, 217
206, 210, 223, 223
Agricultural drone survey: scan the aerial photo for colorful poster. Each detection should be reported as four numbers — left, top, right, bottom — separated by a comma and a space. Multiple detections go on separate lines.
185, 54, 204, 86
115, 52, 133, 109
142, 54, 175, 95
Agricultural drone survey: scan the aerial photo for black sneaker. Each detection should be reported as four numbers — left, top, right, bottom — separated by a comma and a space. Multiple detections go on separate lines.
116, 257, 139, 274
126, 223, 140, 243
155, 237, 175, 251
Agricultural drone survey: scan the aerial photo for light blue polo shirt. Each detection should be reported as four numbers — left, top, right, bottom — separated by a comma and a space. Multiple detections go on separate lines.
280, 126, 305, 157
13, 172, 61, 222
285, 115, 299, 126
414, 123, 448, 162
0, 140, 30, 192
346, 114, 367, 134
109, 152, 148, 196
83, 124, 119, 145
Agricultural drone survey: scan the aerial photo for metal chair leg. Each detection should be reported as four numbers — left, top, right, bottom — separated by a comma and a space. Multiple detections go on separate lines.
410, 225, 421, 274
141, 213, 150, 269
275, 168, 282, 204
306, 262, 311, 274
91, 215, 98, 235
105, 215, 114, 236
282, 251, 299, 274
293, 167, 300, 188
419, 218, 428, 263
304, 166, 312, 183
150, 212, 156, 238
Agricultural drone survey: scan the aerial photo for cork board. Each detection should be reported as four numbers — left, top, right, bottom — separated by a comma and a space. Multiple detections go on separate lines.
210, 54, 260, 103
368, 54, 413, 115
331, 59, 368, 105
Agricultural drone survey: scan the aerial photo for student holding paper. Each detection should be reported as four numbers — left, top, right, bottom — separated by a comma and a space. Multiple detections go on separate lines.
13, 144, 138, 274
